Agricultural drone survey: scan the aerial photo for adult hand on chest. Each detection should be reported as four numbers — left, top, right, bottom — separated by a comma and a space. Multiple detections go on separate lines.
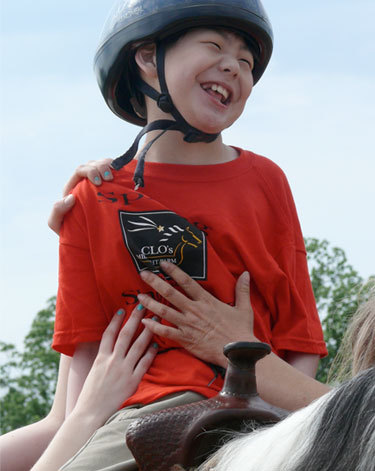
139, 261, 256, 368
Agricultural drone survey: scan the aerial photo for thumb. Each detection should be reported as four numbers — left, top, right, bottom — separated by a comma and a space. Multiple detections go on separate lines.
235, 271, 251, 310
62, 193, 75, 209
48, 194, 75, 235
235, 271, 256, 339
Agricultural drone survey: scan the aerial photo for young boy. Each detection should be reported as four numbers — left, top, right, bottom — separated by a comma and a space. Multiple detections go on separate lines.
2, 1, 329, 470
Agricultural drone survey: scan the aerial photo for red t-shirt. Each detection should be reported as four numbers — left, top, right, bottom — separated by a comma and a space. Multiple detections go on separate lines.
53, 148, 327, 407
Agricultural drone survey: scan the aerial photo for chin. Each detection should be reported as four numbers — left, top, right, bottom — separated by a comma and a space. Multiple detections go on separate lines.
188, 114, 237, 135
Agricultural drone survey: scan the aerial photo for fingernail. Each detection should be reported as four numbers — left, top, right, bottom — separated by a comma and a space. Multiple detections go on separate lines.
152, 342, 159, 349
137, 304, 144, 311
94, 176, 101, 184
242, 271, 250, 283
104, 171, 111, 179
117, 309, 125, 316
152, 315, 160, 322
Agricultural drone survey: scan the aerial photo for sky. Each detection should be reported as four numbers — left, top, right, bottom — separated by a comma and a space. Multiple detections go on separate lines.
1, 0, 374, 350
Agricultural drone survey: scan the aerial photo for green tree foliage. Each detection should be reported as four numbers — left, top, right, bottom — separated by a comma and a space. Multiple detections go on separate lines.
304, 238, 373, 383
0, 297, 59, 434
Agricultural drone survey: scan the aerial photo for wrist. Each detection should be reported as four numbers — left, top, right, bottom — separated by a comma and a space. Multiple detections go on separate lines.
215, 351, 228, 369
68, 406, 108, 431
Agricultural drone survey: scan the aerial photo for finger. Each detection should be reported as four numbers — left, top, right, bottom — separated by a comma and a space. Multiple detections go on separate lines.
133, 343, 158, 380
84, 166, 104, 187
70, 163, 104, 189
159, 261, 207, 300
124, 322, 155, 366
141, 318, 181, 343
140, 270, 193, 309
98, 309, 126, 355
137, 293, 182, 325
96, 159, 114, 181
62, 173, 84, 197
112, 304, 146, 356
234, 271, 251, 310
62, 162, 103, 196
48, 194, 75, 235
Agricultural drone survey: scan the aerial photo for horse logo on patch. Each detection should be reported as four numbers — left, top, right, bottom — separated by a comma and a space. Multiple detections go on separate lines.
119, 210, 207, 279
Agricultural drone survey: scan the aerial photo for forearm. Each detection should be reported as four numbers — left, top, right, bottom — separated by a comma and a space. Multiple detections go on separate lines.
32, 310, 157, 471
29, 343, 99, 470
31, 410, 104, 471
284, 352, 320, 378
65, 342, 99, 415
216, 347, 329, 411
0, 415, 64, 471
256, 352, 330, 411
0, 354, 71, 471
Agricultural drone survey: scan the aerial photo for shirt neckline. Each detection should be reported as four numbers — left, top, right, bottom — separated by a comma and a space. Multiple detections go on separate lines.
123, 147, 253, 183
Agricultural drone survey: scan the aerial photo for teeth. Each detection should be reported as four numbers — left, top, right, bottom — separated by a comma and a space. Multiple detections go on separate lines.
217, 85, 229, 101
203, 83, 230, 102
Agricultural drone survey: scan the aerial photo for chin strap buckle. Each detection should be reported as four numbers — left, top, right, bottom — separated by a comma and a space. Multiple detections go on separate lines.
183, 130, 202, 143
157, 93, 174, 113
184, 129, 219, 144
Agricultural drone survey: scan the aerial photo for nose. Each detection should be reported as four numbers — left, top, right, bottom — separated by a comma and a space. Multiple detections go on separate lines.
219, 54, 240, 76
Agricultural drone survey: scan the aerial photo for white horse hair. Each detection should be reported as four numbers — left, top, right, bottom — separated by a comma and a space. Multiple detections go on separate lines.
198, 367, 375, 471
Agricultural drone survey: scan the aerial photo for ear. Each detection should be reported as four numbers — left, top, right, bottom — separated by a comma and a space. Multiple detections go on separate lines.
135, 43, 157, 79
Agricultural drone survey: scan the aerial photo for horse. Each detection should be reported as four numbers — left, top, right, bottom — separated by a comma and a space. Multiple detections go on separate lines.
197, 366, 375, 471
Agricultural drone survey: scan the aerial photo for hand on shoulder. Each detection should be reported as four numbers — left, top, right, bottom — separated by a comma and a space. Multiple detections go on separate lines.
48, 158, 113, 235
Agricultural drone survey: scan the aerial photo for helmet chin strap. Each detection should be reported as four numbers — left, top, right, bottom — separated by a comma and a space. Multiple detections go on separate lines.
111, 41, 220, 189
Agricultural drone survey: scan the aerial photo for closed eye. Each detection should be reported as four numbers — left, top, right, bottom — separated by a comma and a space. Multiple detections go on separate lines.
203, 41, 221, 50
240, 58, 254, 70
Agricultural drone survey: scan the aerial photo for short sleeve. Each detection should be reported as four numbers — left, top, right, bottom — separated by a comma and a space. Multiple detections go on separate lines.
254, 160, 327, 357
52, 184, 108, 356
273, 174, 326, 356
271, 245, 327, 357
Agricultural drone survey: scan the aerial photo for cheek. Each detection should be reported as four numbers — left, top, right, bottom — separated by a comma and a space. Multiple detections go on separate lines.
242, 75, 254, 101
167, 70, 196, 108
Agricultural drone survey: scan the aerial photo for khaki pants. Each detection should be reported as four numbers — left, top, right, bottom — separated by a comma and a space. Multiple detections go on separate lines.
60, 391, 204, 471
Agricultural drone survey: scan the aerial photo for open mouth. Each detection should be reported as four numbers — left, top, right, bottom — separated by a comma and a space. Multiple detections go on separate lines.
201, 83, 232, 105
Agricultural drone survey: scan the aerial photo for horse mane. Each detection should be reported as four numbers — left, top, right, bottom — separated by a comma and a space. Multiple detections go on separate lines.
290, 366, 375, 471
198, 367, 375, 471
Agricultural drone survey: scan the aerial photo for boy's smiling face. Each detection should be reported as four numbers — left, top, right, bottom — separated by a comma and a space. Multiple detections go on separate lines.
163, 28, 255, 134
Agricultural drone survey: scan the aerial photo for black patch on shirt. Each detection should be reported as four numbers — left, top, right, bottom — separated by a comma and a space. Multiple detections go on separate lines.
119, 210, 207, 279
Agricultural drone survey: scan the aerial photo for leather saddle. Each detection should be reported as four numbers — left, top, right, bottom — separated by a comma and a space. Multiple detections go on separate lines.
126, 341, 288, 470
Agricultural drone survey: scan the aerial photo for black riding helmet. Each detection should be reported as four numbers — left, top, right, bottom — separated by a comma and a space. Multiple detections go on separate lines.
94, 0, 273, 188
